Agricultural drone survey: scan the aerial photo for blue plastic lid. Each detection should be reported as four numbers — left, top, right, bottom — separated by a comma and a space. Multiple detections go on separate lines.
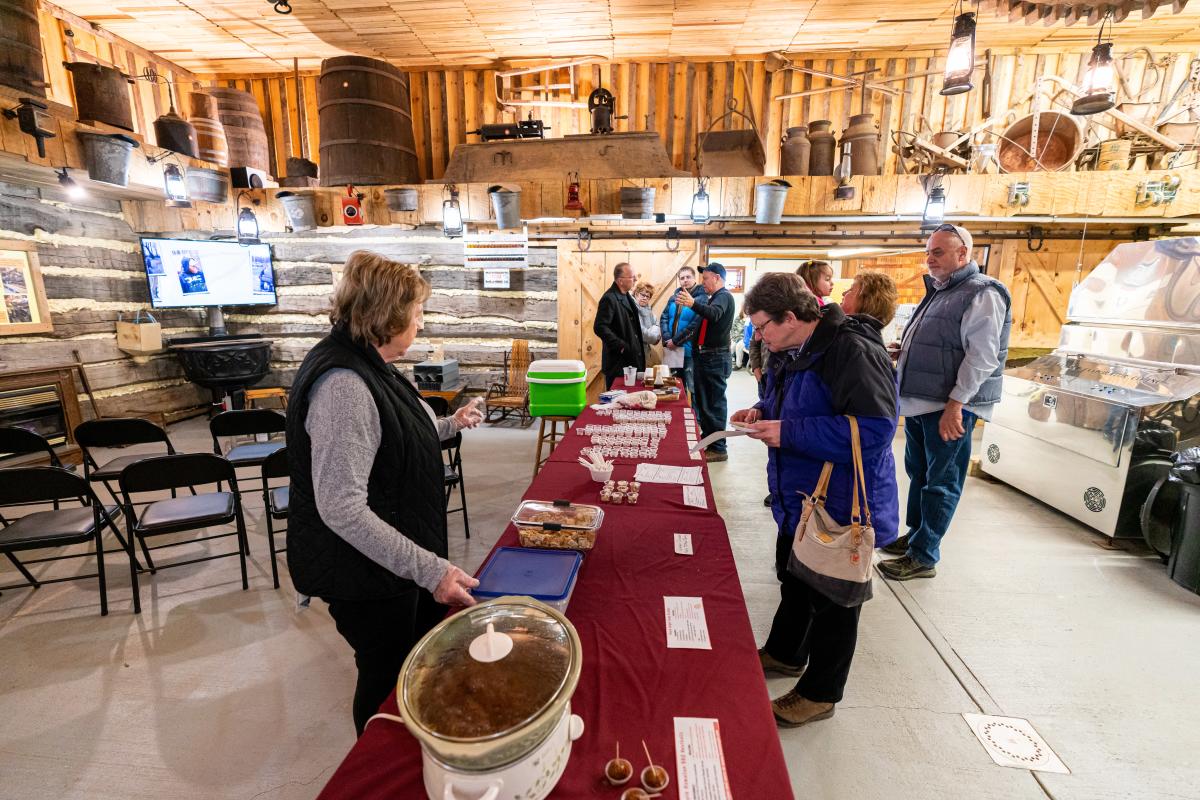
474, 547, 582, 602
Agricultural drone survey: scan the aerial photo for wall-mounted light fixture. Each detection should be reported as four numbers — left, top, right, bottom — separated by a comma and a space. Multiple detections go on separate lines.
834, 143, 855, 200
163, 163, 190, 207
922, 177, 947, 228
236, 191, 260, 245
691, 177, 711, 224
940, 4, 976, 96
1007, 181, 1031, 208
1072, 13, 1116, 115
442, 184, 464, 238
56, 167, 85, 200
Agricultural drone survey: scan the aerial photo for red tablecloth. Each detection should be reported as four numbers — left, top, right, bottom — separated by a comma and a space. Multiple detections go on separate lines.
316, 394, 793, 800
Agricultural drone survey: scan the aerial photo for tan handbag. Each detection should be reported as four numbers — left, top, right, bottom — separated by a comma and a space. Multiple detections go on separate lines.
788, 415, 875, 607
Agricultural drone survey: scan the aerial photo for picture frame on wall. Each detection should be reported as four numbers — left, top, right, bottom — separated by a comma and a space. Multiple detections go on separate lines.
0, 241, 53, 335
725, 266, 745, 293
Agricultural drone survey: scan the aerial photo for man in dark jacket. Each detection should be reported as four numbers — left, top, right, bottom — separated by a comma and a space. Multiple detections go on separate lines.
675, 262, 736, 461
593, 261, 645, 389
734, 272, 899, 728
879, 224, 1011, 581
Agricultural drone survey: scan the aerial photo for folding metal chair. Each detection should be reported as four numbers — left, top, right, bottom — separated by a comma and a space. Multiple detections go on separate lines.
261, 447, 289, 589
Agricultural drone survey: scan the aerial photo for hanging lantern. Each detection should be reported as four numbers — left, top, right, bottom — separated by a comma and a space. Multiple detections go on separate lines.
1073, 41, 1116, 115
442, 185, 463, 238
922, 182, 947, 228
565, 173, 585, 213
691, 178, 710, 224
236, 191, 260, 245
163, 163, 191, 208
940, 11, 976, 96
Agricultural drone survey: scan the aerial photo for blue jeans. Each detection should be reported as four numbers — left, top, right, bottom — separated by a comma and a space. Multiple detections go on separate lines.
694, 350, 733, 452
680, 354, 695, 398
904, 409, 978, 567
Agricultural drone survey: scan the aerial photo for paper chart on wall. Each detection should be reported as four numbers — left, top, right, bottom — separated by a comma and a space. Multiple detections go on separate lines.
664, 596, 711, 649
674, 717, 733, 800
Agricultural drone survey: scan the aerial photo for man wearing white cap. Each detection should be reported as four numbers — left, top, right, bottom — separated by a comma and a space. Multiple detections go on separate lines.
675, 262, 736, 462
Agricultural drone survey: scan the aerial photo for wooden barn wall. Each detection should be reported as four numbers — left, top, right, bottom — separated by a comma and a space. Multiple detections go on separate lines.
0, 180, 211, 419
213, 47, 1200, 182
211, 228, 559, 392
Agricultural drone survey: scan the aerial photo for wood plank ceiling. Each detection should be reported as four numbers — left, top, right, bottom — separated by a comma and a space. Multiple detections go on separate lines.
50, 0, 1200, 73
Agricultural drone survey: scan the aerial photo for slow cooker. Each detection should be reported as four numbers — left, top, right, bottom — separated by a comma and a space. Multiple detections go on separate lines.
396, 596, 584, 800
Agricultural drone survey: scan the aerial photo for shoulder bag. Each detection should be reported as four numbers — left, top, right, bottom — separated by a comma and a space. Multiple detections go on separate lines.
787, 415, 875, 607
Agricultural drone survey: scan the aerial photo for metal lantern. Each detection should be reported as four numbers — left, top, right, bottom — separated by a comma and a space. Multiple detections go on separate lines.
691, 179, 710, 224
163, 163, 191, 208
236, 192, 260, 245
565, 174, 585, 212
922, 183, 947, 228
443, 185, 464, 238
940, 12, 976, 96
1073, 41, 1116, 116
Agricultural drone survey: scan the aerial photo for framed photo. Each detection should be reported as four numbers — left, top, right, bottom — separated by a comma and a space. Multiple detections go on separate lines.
725, 266, 745, 293
0, 241, 52, 335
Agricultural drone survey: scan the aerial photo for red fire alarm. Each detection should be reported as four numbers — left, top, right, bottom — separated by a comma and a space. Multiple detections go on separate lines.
342, 185, 364, 225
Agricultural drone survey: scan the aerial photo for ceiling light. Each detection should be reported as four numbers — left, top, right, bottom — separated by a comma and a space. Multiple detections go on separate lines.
1073, 16, 1116, 116
941, 8, 976, 96
56, 167, 85, 200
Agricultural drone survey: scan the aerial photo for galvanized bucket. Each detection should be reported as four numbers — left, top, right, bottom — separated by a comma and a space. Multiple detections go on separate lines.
185, 167, 229, 203
489, 185, 522, 229
77, 132, 139, 187
384, 187, 419, 212
755, 179, 790, 225
620, 186, 655, 219
278, 191, 317, 231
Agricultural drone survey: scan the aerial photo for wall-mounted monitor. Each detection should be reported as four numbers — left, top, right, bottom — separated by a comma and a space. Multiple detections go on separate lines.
139, 238, 276, 309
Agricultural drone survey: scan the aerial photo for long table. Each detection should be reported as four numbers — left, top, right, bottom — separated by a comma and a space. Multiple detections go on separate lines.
316, 393, 793, 799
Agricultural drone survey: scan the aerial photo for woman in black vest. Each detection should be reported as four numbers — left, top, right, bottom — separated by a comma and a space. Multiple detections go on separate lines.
287, 250, 481, 736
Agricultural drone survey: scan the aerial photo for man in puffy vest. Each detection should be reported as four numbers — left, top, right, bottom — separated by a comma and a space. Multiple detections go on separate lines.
879, 224, 1012, 581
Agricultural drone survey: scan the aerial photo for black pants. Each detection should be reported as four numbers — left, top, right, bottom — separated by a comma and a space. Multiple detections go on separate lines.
326, 588, 447, 736
764, 570, 861, 704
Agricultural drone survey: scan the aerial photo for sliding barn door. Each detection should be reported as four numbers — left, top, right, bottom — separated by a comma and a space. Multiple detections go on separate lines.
557, 239, 702, 401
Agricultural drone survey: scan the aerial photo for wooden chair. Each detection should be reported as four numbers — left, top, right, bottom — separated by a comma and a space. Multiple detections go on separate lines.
484, 339, 533, 427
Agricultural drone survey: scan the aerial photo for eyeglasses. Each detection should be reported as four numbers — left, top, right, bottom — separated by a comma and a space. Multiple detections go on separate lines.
932, 223, 966, 246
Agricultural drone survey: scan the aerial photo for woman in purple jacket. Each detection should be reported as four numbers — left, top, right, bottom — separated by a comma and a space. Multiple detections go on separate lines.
734, 272, 899, 728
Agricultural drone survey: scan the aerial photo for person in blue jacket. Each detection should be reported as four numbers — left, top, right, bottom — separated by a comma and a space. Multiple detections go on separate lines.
734, 271, 899, 729
660, 265, 700, 396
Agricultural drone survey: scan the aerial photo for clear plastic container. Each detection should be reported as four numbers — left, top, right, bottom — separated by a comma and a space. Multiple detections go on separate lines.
512, 499, 604, 551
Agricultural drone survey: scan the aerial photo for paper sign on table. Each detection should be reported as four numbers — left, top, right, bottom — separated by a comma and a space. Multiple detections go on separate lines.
664, 597, 711, 649
683, 485, 707, 508
674, 533, 693, 555
689, 429, 749, 453
674, 717, 733, 800
636, 463, 704, 485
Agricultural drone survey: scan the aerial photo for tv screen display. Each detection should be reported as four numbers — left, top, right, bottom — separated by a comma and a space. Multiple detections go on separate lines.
140, 238, 276, 308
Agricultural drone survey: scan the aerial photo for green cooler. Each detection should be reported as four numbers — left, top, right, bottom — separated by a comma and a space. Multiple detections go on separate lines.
527, 359, 587, 417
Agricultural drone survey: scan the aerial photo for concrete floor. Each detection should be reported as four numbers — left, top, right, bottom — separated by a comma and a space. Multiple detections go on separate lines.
2, 371, 1199, 799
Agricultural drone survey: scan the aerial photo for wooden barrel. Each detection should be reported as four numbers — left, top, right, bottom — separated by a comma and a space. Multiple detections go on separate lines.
188, 92, 229, 166
66, 62, 134, 131
0, 0, 45, 97
318, 56, 419, 186
206, 87, 270, 174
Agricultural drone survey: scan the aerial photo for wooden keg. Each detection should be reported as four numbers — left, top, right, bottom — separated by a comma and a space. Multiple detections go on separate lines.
66, 62, 134, 131
0, 0, 45, 97
318, 56, 419, 186
188, 92, 229, 166
206, 87, 270, 174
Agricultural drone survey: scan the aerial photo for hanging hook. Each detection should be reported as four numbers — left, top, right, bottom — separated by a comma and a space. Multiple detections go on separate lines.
577, 227, 591, 252
1027, 226, 1045, 252
665, 227, 681, 252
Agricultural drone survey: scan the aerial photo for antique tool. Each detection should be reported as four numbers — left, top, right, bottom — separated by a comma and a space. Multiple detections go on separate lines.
468, 114, 549, 141
341, 185, 364, 225
1, 97, 54, 157
493, 56, 606, 111
589, 87, 619, 134
1154, 58, 1200, 127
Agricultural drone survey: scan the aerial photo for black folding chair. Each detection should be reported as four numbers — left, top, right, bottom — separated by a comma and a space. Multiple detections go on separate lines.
75, 418, 179, 505
0, 466, 133, 616
0, 427, 71, 518
118, 453, 249, 612
209, 409, 286, 488
422, 396, 470, 538
261, 447, 289, 589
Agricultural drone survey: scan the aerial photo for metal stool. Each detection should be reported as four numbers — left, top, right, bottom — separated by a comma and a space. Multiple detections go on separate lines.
245, 387, 289, 410
533, 415, 573, 478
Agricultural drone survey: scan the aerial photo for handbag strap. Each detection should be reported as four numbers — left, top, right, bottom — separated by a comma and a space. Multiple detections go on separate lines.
810, 461, 834, 504
846, 416, 872, 526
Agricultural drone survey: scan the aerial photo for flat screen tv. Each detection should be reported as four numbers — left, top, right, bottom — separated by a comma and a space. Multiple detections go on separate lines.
139, 238, 276, 308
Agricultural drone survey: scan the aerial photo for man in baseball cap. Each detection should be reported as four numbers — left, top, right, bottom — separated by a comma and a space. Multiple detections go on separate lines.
675, 262, 736, 461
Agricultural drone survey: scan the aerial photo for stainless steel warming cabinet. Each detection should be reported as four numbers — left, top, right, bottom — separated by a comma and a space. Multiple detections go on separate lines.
981, 237, 1200, 537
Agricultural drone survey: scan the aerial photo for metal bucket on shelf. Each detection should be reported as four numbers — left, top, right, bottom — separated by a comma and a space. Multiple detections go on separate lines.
755, 179, 790, 225
619, 186, 655, 219
278, 191, 317, 231
185, 167, 229, 203
384, 187, 419, 212
77, 132, 139, 186
489, 185, 522, 229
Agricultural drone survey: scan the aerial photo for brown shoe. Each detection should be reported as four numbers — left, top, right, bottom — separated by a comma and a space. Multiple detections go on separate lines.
880, 533, 909, 556
772, 690, 835, 728
878, 555, 937, 581
758, 647, 804, 678
703, 449, 729, 462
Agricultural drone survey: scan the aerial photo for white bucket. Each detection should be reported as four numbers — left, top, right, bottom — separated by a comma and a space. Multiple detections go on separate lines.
755, 181, 790, 224
489, 187, 522, 229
